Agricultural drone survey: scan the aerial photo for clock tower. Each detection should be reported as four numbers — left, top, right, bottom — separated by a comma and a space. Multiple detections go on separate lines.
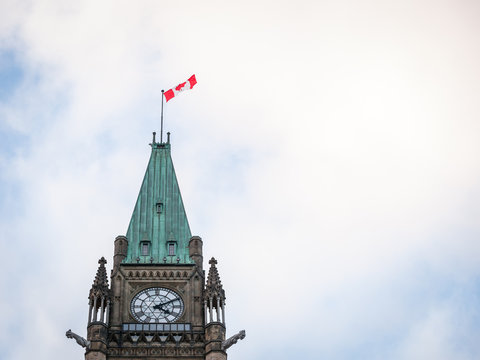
66, 133, 245, 359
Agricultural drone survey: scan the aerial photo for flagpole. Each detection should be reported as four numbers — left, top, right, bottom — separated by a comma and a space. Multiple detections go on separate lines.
161, 90, 164, 143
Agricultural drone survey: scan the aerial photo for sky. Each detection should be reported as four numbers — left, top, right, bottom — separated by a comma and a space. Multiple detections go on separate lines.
0, 0, 480, 359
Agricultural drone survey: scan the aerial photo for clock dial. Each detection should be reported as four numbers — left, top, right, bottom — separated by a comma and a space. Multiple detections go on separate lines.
130, 287, 184, 323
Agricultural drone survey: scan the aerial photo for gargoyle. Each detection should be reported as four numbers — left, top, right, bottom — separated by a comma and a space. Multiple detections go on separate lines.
221, 329, 246, 350
65, 329, 91, 349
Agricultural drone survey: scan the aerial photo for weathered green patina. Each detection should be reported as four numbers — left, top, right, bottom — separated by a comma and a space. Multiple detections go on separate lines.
124, 140, 193, 264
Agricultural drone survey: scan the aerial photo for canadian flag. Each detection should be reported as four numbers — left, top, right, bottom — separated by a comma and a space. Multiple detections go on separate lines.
164, 75, 197, 102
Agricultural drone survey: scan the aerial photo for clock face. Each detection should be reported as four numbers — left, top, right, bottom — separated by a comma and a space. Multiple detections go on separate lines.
130, 287, 184, 323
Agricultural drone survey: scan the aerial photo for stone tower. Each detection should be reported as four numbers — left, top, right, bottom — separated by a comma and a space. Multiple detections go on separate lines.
66, 134, 245, 359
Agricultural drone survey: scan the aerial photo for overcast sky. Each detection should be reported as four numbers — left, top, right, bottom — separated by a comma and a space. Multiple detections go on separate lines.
1, 1, 480, 359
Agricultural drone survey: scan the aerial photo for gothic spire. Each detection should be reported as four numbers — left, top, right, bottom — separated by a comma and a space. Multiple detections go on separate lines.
124, 137, 192, 264
205, 257, 226, 302
88, 257, 111, 324
89, 257, 109, 299
205, 257, 226, 324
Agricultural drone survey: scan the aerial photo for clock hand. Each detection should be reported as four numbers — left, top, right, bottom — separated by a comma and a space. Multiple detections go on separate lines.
152, 303, 171, 314
158, 298, 179, 307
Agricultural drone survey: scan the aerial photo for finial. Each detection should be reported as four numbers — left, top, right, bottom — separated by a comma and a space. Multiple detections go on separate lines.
167, 132, 171, 144
152, 132, 156, 144
209, 257, 217, 265
98, 257, 107, 265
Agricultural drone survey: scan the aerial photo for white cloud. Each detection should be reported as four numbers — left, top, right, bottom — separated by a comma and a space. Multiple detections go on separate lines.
1, 0, 480, 359
393, 293, 480, 360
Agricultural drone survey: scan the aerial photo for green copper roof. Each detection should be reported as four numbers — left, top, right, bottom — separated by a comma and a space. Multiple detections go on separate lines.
124, 140, 193, 264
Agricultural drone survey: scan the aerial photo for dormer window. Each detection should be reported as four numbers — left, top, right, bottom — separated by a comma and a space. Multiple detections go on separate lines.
168, 242, 176, 256
156, 202, 163, 214
140, 242, 151, 256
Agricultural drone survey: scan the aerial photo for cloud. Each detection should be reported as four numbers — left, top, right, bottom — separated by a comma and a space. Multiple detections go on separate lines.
1, 0, 480, 359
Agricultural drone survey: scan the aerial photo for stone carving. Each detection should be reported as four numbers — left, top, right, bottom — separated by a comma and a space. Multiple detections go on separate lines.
65, 329, 91, 349
221, 330, 246, 350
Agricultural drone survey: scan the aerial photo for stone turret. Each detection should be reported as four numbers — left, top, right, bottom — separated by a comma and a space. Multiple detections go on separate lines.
112, 235, 127, 273
86, 257, 110, 360
189, 235, 203, 269
205, 257, 227, 360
